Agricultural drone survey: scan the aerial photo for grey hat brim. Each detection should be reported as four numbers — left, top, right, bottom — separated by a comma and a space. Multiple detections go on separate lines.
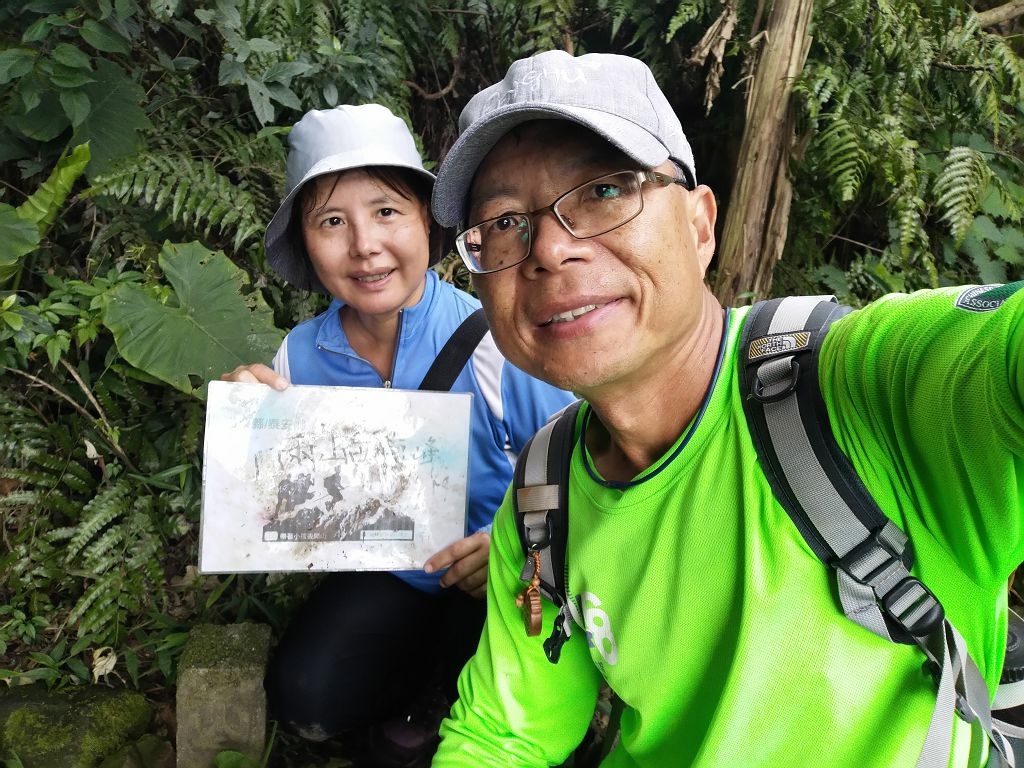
265, 157, 436, 293
432, 104, 670, 228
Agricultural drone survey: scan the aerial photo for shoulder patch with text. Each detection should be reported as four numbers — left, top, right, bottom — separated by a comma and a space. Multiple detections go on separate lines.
955, 282, 1024, 313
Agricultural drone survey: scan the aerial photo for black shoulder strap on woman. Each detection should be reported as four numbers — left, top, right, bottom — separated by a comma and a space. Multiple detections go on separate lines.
417, 308, 489, 392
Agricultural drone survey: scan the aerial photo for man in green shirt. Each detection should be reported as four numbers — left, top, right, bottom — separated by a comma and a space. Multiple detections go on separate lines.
428, 49, 1024, 767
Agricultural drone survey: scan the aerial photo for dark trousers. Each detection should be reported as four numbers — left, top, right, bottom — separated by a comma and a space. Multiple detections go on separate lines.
265, 570, 486, 737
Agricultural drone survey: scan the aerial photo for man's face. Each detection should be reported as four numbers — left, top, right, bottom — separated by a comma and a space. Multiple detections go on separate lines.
466, 121, 717, 396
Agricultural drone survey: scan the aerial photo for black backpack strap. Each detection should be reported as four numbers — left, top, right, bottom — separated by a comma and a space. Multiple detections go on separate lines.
512, 399, 583, 664
739, 296, 1014, 768
418, 308, 489, 392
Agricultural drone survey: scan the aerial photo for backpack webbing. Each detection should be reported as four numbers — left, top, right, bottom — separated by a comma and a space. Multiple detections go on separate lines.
513, 399, 583, 662
740, 295, 1014, 767
417, 308, 489, 392
512, 295, 1018, 766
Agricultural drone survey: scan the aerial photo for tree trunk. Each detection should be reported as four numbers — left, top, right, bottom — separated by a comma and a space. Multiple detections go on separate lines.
713, 0, 815, 306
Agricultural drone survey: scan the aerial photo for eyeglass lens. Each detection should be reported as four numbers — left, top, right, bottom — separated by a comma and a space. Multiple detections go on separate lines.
458, 170, 646, 274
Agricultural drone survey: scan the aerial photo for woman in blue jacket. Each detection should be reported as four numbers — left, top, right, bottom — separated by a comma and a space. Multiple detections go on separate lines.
221, 104, 573, 765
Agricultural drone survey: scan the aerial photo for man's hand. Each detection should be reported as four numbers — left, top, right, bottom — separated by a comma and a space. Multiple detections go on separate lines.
220, 363, 289, 390
424, 530, 491, 598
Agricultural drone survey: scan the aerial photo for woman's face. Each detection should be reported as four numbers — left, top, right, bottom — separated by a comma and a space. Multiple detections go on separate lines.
301, 169, 431, 320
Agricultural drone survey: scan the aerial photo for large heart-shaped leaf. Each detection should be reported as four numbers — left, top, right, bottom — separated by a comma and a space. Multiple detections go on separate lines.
102, 241, 285, 399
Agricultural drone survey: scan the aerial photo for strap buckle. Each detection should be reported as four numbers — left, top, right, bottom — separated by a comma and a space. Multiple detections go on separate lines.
881, 577, 945, 639
837, 528, 944, 638
749, 358, 801, 403
836, 527, 906, 587
518, 506, 553, 551
524, 516, 551, 551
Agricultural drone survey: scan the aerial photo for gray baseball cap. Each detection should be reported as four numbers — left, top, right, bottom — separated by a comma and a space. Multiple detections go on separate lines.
431, 50, 696, 228
265, 104, 436, 292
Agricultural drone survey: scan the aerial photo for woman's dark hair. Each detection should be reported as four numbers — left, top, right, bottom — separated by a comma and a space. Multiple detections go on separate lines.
285, 166, 449, 290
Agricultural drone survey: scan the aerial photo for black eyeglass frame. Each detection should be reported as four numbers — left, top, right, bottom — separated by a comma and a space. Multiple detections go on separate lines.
455, 168, 695, 275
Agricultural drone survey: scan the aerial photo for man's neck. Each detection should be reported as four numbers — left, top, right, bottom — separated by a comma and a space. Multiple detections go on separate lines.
583, 295, 726, 484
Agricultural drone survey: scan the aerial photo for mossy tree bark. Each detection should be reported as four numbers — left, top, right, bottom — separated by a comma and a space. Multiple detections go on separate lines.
713, 0, 815, 306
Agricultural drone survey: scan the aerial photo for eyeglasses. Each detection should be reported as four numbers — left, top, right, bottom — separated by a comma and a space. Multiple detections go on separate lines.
455, 169, 693, 275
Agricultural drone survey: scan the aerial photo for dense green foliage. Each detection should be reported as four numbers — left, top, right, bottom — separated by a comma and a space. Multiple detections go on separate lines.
0, 0, 1021, 704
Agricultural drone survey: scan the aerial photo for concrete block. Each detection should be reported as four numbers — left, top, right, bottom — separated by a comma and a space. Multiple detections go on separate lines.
175, 623, 271, 768
0, 684, 151, 768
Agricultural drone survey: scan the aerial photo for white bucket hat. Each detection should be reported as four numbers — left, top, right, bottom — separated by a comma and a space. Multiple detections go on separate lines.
431, 50, 696, 228
265, 104, 436, 292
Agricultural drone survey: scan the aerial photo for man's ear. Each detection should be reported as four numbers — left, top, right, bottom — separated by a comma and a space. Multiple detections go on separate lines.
690, 186, 717, 274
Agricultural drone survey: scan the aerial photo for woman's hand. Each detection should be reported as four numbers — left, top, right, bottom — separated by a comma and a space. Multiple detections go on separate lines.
424, 530, 491, 599
220, 363, 289, 390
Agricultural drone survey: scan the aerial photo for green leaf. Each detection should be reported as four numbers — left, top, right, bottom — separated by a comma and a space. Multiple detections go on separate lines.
18, 75, 45, 112
218, 57, 245, 86
45, 333, 69, 367
16, 143, 91, 236
0, 204, 41, 269
262, 60, 314, 84
69, 59, 151, 175
114, 0, 139, 19
48, 66, 97, 89
22, 15, 61, 43
59, 90, 91, 127
80, 19, 131, 54
12, 92, 70, 141
66, 657, 90, 681
979, 186, 1009, 219
52, 43, 93, 70
101, 241, 284, 398
245, 78, 274, 125
245, 37, 280, 55
0, 48, 37, 86
995, 244, 1022, 265
2, 312, 25, 331
970, 215, 1002, 244
1003, 228, 1024, 250
265, 82, 299, 110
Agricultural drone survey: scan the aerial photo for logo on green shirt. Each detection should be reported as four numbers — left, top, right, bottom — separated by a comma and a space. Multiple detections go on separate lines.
955, 282, 1023, 312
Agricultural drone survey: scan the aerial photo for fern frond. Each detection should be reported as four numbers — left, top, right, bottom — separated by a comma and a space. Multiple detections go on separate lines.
817, 117, 868, 203
67, 570, 121, 633
65, 484, 131, 562
86, 154, 264, 254
933, 146, 990, 245
665, 0, 709, 42
81, 525, 126, 573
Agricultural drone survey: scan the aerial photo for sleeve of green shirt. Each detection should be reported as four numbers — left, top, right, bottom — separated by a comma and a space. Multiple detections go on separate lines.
820, 283, 1024, 596
433, 487, 602, 767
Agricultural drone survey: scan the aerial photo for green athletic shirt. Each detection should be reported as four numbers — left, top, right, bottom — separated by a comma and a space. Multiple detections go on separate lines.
433, 285, 1024, 768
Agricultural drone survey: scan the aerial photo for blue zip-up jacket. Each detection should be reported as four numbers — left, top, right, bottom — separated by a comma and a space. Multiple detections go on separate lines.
272, 270, 575, 592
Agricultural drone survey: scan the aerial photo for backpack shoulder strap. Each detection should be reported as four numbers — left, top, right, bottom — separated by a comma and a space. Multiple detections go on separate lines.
418, 308, 489, 392
739, 295, 942, 642
512, 399, 583, 664
740, 295, 1014, 768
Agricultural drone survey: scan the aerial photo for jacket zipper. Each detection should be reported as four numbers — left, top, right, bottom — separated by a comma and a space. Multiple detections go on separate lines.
382, 309, 403, 388
316, 307, 404, 388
